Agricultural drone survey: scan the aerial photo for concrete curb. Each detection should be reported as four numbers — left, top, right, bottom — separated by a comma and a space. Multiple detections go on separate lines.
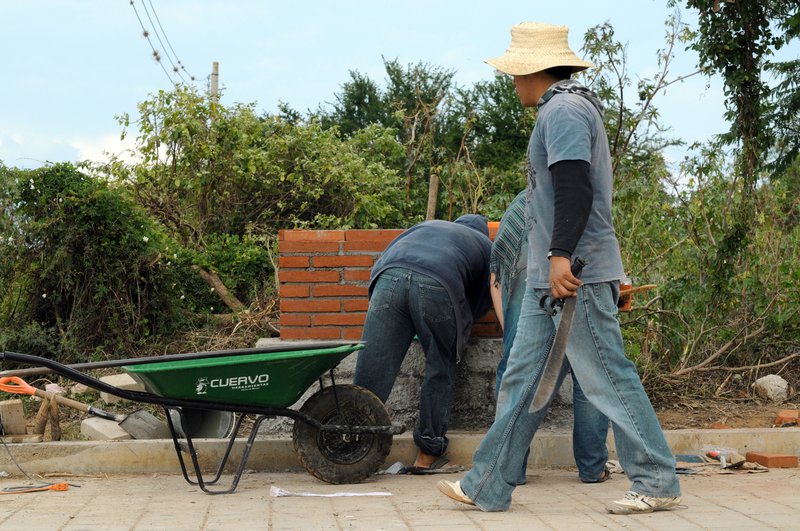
1, 428, 798, 476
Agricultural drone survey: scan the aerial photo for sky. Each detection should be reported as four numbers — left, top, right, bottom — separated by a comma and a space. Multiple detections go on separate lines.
1, 1, 796, 171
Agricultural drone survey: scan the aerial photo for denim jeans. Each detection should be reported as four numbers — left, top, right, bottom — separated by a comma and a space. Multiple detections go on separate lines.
353, 268, 458, 456
463, 282, 680, 511
495, 272, 609, 483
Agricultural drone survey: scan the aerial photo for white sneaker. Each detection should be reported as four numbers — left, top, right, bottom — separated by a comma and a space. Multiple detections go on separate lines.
606, 491, 682, 514
437, 480, 475, 506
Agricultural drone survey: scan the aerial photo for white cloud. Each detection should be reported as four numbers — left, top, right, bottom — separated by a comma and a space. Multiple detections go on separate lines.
0, 131, 80, 169
70, 133, 140, 166
0, 129, 140, 170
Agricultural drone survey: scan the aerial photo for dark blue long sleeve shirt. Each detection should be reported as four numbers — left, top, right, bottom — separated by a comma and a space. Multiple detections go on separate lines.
369, 215, 493, 356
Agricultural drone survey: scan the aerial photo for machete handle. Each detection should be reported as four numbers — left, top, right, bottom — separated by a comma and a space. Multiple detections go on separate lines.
540, 257, 587, 315
571, 256, 587, 278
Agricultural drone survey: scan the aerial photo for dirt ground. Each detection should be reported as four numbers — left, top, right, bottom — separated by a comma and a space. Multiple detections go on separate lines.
654, 396, 799, 430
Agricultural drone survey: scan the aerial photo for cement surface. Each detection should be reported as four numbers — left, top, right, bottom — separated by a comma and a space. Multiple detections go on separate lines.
0, 467, 796, 530
1, 428, 798, 475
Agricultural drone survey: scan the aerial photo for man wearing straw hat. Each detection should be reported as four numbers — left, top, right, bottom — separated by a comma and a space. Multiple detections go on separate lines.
437, 22, 682, 514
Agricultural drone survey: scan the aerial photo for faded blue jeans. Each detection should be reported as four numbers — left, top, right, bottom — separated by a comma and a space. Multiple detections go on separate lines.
463, 282, 680, 511
495, 272, 609, 483
353, 268, 457, 457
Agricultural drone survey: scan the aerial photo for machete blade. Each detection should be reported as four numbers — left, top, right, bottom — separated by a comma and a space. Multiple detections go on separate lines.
529, 296, 577, 412
528, 257, 586, 413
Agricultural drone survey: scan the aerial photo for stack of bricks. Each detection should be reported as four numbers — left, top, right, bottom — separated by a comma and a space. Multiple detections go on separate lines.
278, 225, 500, 341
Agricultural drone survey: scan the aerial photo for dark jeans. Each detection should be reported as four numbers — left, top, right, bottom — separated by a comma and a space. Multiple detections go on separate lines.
353, 268, 458, 456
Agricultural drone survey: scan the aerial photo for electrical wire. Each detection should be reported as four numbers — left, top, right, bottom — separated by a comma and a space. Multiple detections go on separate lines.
0, 422, 80, 492
139, 0, 188, 84
146, 0, 197, 82
127, 0, 179, 87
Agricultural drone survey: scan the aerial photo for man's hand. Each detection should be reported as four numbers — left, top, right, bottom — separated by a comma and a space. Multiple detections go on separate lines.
549, 256, 581, 298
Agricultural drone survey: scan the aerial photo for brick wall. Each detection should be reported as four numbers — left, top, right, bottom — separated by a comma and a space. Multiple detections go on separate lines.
278, 224, 500, 341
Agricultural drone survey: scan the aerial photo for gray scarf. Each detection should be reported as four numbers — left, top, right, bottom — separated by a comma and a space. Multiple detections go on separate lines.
538, 79, 604, 114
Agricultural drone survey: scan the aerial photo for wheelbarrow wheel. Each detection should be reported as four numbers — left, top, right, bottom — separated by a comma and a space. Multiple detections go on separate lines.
293, 384, 392, 484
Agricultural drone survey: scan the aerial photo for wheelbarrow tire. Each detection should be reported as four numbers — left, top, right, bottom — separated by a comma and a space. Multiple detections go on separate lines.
293, 384, 392, 484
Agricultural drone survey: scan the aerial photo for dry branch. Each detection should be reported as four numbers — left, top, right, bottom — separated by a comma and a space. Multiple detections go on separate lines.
192, 265, 246, 313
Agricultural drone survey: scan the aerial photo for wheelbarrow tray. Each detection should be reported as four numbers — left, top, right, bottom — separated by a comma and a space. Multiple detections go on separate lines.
123, 343, 361, 408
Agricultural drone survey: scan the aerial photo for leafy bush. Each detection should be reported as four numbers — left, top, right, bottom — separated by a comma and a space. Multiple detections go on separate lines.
0, 163, 183, 362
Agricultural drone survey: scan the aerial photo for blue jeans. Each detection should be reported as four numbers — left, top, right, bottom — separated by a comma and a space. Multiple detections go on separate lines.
495, 273, 609, 483
464, 282, 680, 511
353, 268, 457, 456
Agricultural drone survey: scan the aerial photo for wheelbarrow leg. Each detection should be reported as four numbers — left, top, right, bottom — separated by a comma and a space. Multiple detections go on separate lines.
166, 407, 265, 495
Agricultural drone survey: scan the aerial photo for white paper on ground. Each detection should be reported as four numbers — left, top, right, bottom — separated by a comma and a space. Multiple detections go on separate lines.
270, 486, 391, 498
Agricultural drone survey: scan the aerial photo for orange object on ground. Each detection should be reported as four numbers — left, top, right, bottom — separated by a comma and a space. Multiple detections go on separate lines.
0, 482, 70, 494
745, 452, 799, 468
773, 409, 799, 427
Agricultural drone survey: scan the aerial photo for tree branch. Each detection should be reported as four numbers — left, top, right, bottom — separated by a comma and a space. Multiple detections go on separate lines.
192, 265, 247, 313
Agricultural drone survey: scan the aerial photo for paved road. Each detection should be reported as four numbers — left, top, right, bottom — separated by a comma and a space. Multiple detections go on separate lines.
0, 466, 796, 530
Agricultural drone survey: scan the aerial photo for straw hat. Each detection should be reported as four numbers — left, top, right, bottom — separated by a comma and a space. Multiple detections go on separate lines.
486, 22, 593, 76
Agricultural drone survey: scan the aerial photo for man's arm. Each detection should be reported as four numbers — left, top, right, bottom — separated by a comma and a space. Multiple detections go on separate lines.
549, 159, 592, 298
489, 272, 504, 331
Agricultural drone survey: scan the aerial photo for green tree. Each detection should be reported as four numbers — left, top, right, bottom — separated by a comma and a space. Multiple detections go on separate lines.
318, 71, 389, 135
111, 86, 406, 316
0, 163, 180, 362
678, 0, 800, 292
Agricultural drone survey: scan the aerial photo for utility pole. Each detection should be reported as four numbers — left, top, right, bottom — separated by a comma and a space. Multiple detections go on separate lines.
210, 61, 219, 101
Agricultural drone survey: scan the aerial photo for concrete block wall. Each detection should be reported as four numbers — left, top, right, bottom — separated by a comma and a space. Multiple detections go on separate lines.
277, 227, 501, 341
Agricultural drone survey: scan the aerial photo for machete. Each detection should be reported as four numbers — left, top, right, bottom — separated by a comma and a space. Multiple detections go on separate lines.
529, 257, 586, 413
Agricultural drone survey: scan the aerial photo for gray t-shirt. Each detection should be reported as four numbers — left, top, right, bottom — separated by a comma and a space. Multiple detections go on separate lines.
525, 91, 624, 288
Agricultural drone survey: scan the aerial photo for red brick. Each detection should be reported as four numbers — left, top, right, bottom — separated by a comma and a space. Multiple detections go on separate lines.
488, 221, 500, 240
279, 255, 310, 268
345, 230, 403, 241
313, 255, 375, 268
745, 452, 798, 468
344, 269, 372, 282
343, 299, 369, 312
313, 284, 368, 297
343, 241, 391, 252
279, 270, 340, 283
343, 327, 364, 340
279, 313, 311, 326
774, 409, 799, 426
280, 327, 342, 340
476, 310, 498, 323
471, 322, 502, 338
281, 230, 346, 242
708, 422, 733, 429
279, 284, 311, 298
314, 313, 367, 326
280, 300, 341, 313
279, 241, 341, 253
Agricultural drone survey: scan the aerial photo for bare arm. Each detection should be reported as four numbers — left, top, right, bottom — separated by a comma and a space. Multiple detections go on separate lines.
490, 272, 504, 331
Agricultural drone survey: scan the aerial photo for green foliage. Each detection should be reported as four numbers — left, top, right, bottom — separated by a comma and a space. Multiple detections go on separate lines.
0, 163, 182, 362
312, 58, 531, 220
677, 0, 800, 296
125, 86, 405, 236
447, 76, 534, 171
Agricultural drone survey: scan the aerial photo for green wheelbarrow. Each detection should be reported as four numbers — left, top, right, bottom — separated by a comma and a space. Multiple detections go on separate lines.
0, 341, 400, 494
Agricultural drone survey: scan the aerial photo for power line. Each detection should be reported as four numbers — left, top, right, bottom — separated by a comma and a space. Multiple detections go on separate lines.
146, 0, 196, 82
128, 0, 197, 86
140, 0, 186, 83
128, 0, 177, 86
